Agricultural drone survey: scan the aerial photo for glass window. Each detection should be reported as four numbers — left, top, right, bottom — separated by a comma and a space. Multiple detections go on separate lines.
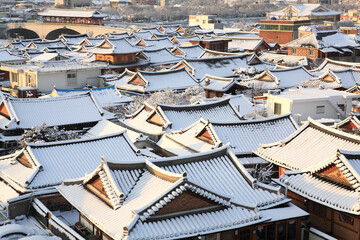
67, 73, 77, 86
316, 105, 325, 114
309, 49, 314, 56
239, 229, 250, 240
292, 48, 296, 55
274, 103, 281, 115
267, 224, 275, 240
339, 212, 354, 226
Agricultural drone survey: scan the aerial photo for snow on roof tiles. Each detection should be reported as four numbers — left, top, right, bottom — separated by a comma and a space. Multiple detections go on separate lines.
57, 147, 296, 239
0, 132, 145, 191
38, 9, 107, 18
159, 98, 243, 130
256, 118, 360, 171
0, 93, 114, 130
142, 48, 181, 65
211, 114, 298, 155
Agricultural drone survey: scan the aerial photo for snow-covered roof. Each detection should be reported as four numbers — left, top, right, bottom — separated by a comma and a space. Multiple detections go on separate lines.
333, 113, 360, 134
276, 150, 360, 215
157, 114, 297, 156
136, 38, 175, 50
200, 75, 241, 93
114, 67, 199, 93
156, 118, 222, 156
284, 31, 360, 50
82, 119, 141, 143
313, 58, 360, 73
141, 48, 181, 65
240, 66, 314, 90
1, 59, 106, 73
170, 45, 204, 58
200, 94, 254, 117
45, 86, 133, 107
30, 52, 69, 62
57, 146, 297, 240
269, 4, 341, 18
0, 92, 115, 130
0, 49, 26, 63
59, 33, 88, 46
312, 68, 360, 89
264, 88, 359, 101
171, 55, 273, 80
0, 132, 145, 192
256, 118, 360, 171
88, 38, 141, 55
38, 9, 107, 18
260, 52, 309, 66
211, 114, 298, 155
122, 98, 243, 134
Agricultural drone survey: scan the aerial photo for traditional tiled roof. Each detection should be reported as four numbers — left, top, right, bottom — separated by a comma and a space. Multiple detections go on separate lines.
170, 45, 204, 58
114, 67, 199, 93
276, 150, 360, 215
0, 49, 26, 63
200, 94, 254, 117
88, 38, 141, 54
0, 92, 115, 131
256, 118, 360, 171
312, 68, 360, 89
156, 118, 222, 156
136, 38, 175, 50
45, 86, 133, 107
38, 9, 107, 18
333, 113, 360, 134
240, 66, 314, 90
171, 55, 272, 80
269, 4, 341, 18
141, 48, 181, 65
57, 147, 299, 240
0, 132, 146, 192
200, 74, 241, 92
260, 52, 309, 67
284, 31, 359, 51
312, 58, 360, 73
211, 114, 298, 155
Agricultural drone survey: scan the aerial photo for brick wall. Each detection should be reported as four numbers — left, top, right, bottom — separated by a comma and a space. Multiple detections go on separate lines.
259, 31, 294, 45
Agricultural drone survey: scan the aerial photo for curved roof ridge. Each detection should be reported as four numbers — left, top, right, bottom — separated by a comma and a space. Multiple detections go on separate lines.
26, 131, 128, 148
211, 113, 294, 125
158, 97, 231, 110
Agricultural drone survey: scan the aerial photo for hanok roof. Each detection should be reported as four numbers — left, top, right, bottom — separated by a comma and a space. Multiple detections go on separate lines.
200, 75, 242, 93
0, 132, 145, 192
82, 120, 141, 143
313, 58, 360, 73
114, 67, 199, 93
240, 66, 314, 90
156, 118, 222, 156
260, 52, 309, 67
122, 98, 243, 135
276, 150, 360, 215
256, 118, 360, 171
171, 55, 272, 80
132, 31, 153, 40
45, 86, 133, 107
25, 40, 68, 51
170, 45, 204, 58
198, 49, 246, 58
136, 38, 174, 50
0, 92, 114, 130
334, 113, 360, 134
30, 52, 69, 62
311, 68, 360, 89
211, 114, 298, 155
200, 94, 254, 117
38, 9, 107, 18
0, 49, 26, 63
59, 34, 89, 46
88, 38, 141, 55
57, 146, 297, 240
269, 4, 341, 18
284, 31, 359, 51
214, 37, 270, 52
141, 48, 181, 65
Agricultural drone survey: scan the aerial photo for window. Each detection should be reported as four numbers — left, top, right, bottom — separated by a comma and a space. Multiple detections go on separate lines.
11, 73, 18, 83
288, 220, 297, 240
274, 103, 281, 115
339, 212, 354, 226
67, 73, 77, 86
261, 24, 279, 30
292, 48, 296, 55
316, 105, 325, 114
309, 48, 314, 56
